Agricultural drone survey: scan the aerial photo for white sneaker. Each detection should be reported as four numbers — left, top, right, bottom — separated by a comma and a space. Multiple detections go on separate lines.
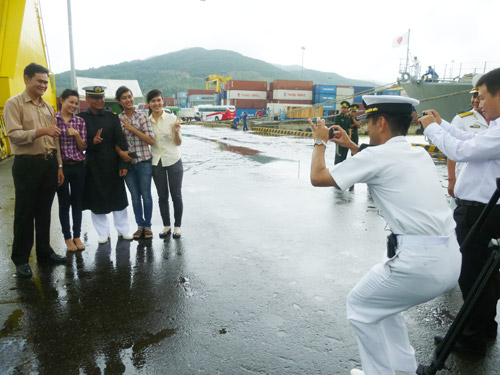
98, 234, 110, 244
118, 233, 133, 241
350, 370, 365, 375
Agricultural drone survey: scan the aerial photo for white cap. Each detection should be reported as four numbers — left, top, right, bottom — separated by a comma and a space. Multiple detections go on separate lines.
362, 95, 419, 115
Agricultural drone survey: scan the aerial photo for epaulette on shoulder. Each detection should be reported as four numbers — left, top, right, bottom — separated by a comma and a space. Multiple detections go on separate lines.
459, 111, 473, 118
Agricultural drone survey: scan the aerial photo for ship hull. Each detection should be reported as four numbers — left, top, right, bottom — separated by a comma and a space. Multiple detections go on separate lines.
401, 81, 471, 122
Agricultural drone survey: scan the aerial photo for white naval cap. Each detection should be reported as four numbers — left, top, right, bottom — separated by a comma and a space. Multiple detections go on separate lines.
470, 74, 483, 94
362, 95, 419, 116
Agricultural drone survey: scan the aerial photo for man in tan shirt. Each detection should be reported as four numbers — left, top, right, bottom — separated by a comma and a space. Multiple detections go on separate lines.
4, 62, 66, 277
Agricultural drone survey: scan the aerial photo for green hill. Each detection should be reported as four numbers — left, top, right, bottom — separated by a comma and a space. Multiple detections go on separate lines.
54, 47, 380, 97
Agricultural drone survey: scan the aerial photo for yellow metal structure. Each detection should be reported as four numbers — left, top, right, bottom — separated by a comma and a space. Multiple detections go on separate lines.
0, 0, 57, 160
205, 74, 232, 93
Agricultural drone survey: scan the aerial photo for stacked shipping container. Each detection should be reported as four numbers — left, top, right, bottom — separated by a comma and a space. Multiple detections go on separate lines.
268, 80, 313, 116
222, 80, 267, 117
187, 89, 216, 107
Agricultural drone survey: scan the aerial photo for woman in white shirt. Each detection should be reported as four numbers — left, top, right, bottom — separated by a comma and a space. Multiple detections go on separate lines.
147, 89, 183, 238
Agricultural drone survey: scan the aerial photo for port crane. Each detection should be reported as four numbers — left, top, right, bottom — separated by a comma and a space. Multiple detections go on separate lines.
205, 74, 232, 93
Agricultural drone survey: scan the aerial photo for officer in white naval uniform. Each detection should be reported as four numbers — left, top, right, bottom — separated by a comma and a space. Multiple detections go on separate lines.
447, 75, 489, 209
420, 68, 500, 355
309, 95, 461, 375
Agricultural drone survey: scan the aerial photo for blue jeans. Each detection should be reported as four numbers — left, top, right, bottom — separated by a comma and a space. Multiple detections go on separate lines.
124, 159, 153, 229
152, 159, 183, 227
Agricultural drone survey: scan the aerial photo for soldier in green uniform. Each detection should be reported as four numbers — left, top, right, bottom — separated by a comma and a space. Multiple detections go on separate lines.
334, 101, 352, 164
350, 104, 362, 147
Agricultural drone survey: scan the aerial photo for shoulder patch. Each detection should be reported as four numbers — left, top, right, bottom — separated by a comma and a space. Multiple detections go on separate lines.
459, 111, 473, 118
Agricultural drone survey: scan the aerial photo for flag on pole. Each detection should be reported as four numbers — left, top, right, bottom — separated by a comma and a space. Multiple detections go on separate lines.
392, 32, 409, 48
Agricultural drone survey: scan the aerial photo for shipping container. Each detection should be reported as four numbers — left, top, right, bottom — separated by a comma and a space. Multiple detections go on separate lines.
314, 94, 336, 103
229, 99, 268, 109
272, 79, 313, 90
336, 86, 355, 100
353, 86, 375, 103
187, 89, 215, 96
228, 80, 267, 91
220, 90, 227, 99
164, 97, 175, 106
188, 94, 216, 102
235, 108, 265, 118
273, 89, 313, 101
271, 99, 313, 105
227, 90, 267, 100
313, 85, 337, 95
176, 91, 188, 99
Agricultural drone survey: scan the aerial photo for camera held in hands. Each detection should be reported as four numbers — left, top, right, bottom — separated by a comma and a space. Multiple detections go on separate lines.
329, 127, 335, 139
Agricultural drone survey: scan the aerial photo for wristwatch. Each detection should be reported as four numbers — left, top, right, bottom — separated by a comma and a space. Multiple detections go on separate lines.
314, 139, 327, 147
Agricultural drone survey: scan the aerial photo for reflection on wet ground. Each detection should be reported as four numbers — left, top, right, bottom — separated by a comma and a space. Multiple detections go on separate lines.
0, 126, 495, 375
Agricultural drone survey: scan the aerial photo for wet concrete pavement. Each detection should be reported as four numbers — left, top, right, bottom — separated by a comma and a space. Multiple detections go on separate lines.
0, 126, 499, 375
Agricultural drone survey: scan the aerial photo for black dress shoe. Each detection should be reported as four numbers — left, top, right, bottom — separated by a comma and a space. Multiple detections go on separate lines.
16, 264, 33, 277
434, 335, 486, 355
38, 253, 67, 264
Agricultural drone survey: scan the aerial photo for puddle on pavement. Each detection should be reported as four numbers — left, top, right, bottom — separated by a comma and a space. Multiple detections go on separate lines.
132, 328, 176, 353
0, 309, 24, 338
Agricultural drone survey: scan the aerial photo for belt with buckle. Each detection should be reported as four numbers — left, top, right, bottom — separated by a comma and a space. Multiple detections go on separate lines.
17, 150, 56, 160
455, 198, 486, 207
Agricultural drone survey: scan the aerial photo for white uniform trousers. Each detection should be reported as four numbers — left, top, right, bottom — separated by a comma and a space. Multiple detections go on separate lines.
346, 235, 461, 375
91, 208, 130, 237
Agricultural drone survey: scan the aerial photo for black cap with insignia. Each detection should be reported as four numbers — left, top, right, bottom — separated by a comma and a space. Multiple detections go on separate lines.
350, 104, 359, 110
340, 100, 351, 108
82, 85, 107, 97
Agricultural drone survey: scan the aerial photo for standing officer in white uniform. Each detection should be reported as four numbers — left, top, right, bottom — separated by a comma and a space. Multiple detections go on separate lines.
310, 95, 461, 375
447, 75, 489, 209
420, 67, 500, 355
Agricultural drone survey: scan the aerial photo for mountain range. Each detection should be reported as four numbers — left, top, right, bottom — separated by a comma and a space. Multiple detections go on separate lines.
54, 47, 380, 98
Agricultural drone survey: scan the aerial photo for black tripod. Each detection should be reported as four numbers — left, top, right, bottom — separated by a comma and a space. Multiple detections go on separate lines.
417, 177, 500, 375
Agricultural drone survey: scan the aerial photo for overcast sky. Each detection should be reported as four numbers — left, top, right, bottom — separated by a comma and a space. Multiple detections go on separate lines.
40, 0, 500, 84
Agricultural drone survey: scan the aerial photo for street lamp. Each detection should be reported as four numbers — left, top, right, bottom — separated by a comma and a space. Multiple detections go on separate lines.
301, 46, 305, 79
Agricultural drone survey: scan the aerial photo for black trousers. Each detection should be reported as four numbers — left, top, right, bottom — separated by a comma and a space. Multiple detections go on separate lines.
57, 163, 86, 240
454, 204, 500, 343
11, 156, 58, 265
152, 159, 183, 227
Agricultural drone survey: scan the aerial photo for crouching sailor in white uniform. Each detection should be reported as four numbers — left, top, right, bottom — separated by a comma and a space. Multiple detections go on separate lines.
309, 95, 461, 375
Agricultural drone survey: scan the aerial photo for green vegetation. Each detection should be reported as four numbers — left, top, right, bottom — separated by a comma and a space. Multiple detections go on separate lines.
54, 47, 378, 97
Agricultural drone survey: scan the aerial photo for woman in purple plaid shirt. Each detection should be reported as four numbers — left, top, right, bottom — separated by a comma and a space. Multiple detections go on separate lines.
55, 89, 87, 251
115, 86, 155, 240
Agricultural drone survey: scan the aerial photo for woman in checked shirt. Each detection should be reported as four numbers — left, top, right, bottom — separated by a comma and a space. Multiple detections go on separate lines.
55, 89, 87, 251
115, 86, 155, 240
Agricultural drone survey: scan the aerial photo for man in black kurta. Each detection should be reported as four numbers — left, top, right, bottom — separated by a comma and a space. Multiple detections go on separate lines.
77, 86, 132, 243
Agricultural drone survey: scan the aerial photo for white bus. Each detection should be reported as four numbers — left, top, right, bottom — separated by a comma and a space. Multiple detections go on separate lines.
195, 105, 236, 121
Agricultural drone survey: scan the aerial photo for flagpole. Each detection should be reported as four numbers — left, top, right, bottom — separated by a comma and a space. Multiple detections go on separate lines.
405, 29, 410, 73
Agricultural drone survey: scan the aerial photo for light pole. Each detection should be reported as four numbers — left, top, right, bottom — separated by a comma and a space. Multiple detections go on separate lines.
67, 0, 77, 90
301, 46, 305, 79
